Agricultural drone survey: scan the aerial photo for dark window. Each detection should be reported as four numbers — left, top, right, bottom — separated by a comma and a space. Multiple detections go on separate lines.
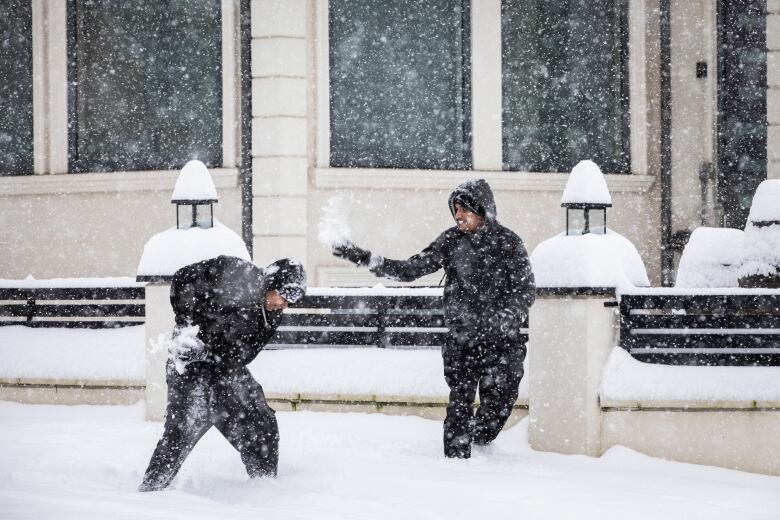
329, 0, 471, 170
502, 0, 630, 173
717, 0, 767, 229
0, 0, 33, 176
68, 0, 222, 173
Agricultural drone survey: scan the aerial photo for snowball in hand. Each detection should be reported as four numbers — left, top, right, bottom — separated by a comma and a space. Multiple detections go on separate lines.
318, 195, 352, 248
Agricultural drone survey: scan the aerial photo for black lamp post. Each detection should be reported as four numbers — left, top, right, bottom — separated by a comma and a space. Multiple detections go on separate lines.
173, 198, 217, 230
563, 201, 610, 236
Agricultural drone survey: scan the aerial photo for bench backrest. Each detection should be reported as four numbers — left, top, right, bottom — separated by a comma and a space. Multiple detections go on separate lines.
268, 293, 448, 349
0, 287, 145, 328
269, 292, 531, 350
619, 291, 780, 366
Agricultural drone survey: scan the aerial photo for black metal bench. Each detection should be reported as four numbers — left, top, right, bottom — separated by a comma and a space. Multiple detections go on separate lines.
618, 290, 780, 366
269, 289, 530, 350
0, 287, 145, 328
268, 290, 448, 349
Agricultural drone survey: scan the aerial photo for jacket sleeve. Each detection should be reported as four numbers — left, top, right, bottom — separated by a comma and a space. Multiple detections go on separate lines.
497, 236, 536, 333
169, 260, 212, 328
369, 232, 447, 282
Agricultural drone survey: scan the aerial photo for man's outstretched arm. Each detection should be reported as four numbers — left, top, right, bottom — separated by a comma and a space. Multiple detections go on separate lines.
333, 232, 447, 283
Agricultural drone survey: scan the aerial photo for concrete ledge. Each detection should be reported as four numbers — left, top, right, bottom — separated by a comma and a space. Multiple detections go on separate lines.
315, 168, 656, 193
0, 169, 238, 196
0, 385, 144, 406
602, 399, 780, 411
0, 377, 144, 387
603, 408, 780, 476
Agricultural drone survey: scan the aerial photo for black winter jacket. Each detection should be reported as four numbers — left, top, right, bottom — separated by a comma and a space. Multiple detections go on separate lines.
170, 255, 282, 367
370, 179, 535, 344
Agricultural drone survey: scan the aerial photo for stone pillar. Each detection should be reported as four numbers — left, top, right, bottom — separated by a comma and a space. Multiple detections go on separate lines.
143, 283, 175, 421
250, 0, 309, 267
528, 289, 618, 456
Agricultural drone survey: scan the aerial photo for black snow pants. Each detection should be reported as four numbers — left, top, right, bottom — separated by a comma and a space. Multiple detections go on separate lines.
140, 361, 279, 491
442, 339, 525, 459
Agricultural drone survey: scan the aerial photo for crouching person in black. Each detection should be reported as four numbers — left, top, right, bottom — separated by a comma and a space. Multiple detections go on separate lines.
331, 179, 535, 459
139, 255, 306, 491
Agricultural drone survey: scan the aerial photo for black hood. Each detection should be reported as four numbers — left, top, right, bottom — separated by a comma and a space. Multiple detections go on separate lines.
265, 258, 306, 304
448, 179, 497, 223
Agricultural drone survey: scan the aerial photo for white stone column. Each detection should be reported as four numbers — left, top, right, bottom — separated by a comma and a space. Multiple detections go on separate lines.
251, 0, 309, 267
528, 290, 618, 456
143, 283, 175, 421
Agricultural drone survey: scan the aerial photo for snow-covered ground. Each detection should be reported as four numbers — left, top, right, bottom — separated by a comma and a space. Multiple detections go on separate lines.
1, 402, 779, 520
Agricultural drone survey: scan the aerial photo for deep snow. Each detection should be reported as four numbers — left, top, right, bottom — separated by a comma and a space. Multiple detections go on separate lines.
1, 402, 779, 520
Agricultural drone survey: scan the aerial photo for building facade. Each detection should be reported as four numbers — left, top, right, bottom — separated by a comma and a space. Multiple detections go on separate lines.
0, 0, 777, 286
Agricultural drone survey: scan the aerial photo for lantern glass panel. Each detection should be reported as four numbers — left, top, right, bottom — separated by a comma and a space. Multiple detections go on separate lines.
195, 204, 213, 229
177, 204, 193, 230
588, 208, 606, 234
567, 208, 586, 235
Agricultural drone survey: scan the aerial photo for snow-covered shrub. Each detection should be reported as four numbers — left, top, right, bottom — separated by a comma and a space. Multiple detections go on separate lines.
675, 227, 744, 288
738, 180, 780, 288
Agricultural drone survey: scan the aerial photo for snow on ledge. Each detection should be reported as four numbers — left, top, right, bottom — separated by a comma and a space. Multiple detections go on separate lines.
600, 347, 780, 404
0, 276, 142, 288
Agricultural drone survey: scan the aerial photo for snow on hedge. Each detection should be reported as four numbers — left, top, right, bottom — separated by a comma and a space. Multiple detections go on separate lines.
600, 347, 780, 403
530, 230, 649, 289
738, 180, 780, 281
675, 227, 744, 288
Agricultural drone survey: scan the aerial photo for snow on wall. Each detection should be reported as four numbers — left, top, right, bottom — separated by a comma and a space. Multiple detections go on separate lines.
136, 220, 250, 277
600, 347, 780, 402
675, 227, 744, 288
170, 160, 218, 201
0, 325, 145, 381
560, 160, 612, 205
530, 230, 649, 289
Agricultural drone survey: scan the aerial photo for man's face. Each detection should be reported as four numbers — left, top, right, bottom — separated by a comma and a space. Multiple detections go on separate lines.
454, 203, 485, 233
265, 290, 289, 311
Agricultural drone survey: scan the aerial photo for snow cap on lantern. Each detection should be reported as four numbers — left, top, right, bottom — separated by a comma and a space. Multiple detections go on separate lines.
561, 160, 612, 236
171, 160, 219, 230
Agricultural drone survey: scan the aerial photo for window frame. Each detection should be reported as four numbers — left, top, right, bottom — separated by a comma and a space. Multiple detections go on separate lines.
316, 0, 650, 178
500, 0, 632, 174
0, 0, 34, 176
29, 0, 241, 176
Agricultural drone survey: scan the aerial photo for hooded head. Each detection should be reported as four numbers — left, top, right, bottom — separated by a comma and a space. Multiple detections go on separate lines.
265, 258, 307, 304
448, 179, 497, 224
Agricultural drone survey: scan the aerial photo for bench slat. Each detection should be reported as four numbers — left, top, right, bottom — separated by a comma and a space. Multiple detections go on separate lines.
0, 287, 145, 300
630, 352, 780, 366
623, 313, 778, 330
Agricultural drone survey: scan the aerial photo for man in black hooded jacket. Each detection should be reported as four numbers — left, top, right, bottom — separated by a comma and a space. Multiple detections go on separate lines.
139, 255, 306, 491
333, 179, 535, 459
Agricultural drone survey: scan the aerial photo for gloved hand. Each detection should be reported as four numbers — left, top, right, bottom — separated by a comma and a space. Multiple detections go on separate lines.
332, 241, 372, 267
170, 324, 208, 373
486, 308, 525, 338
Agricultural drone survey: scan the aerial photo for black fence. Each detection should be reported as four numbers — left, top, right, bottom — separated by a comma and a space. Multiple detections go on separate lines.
619, 291, 780, 366
0, 287, 145, 328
